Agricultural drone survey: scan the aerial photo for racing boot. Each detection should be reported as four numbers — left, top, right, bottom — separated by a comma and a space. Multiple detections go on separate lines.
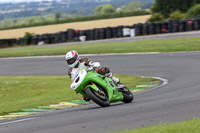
96, 67, 120, 85
105, 71, 120, 86
112, 75, 120, 86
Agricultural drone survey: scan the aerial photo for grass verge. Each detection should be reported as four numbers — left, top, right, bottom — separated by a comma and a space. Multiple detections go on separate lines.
0, 75, 156, 115
112, 118, 200, 133
1, 37, 200, 58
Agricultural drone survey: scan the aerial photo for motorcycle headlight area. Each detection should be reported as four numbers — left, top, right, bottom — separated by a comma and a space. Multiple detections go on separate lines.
70, 70, 87, 90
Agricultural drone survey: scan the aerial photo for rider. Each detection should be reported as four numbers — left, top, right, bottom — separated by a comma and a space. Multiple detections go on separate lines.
66, 50, 120, 90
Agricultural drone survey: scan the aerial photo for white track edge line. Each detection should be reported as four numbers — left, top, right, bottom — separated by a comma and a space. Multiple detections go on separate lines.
0, 118, 36, 126
134, 76, 168, 95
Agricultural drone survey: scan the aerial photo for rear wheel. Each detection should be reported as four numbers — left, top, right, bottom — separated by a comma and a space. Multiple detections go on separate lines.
85, 87, 110, 107
122, 88, 134, 103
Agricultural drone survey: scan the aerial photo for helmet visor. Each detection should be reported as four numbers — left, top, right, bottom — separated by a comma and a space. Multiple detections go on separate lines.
66, 54, 78, 65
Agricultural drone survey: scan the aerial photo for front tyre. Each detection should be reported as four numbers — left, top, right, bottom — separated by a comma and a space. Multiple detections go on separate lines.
122, 88, 134, 103
85, 87, 110, 107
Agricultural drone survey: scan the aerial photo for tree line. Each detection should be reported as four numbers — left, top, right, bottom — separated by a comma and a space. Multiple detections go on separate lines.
150, 0, 200, 21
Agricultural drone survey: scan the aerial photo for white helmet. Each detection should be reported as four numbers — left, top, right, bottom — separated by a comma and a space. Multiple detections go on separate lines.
65, 50, 80, 68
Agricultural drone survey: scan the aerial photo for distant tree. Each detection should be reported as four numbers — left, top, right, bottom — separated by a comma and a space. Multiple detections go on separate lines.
94, 5, 103, 15
169, 10, 185, 20
152, 0, 195, 18
94, 4, 115, 15
117, 2, 142, 12
28, 18, 35, 25
141, 2, 154, 9
55, 13, 61, 22
186, 4, 200, 18
24, 32, 35, 38
193, 0, 200, 4
13, 19, 18, 24
148, 13, 165, 22
126, 1, 142, 12
101, 4, 116, 14
120, 6, 127, 11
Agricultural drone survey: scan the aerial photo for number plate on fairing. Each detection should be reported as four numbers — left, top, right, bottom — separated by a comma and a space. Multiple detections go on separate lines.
70, 69, 87, 90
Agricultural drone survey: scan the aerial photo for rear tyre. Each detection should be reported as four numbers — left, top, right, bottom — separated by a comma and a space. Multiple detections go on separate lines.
85, 87, 110, 107
122, 88, 134, 103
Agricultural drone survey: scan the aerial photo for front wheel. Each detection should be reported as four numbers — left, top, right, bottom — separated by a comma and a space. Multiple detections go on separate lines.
122, 88, 134, 103
85, 87, 110, 107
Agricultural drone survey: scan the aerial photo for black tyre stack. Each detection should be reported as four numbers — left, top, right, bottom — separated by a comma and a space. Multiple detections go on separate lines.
142, 23, 149, 35
17, 37, 29, 45
117, 26, 124, 38
161, 22, 168, 33
148, 22, 156, 35
89, 29, 95, 40
194, 17, 200, 30
84, 30, 90, 41
94, 28, 100, 40
134, 23, 143, 36
186, 19, 194, 31
54, 33, 60, 44
38, 35, 45, 44
11, 39, 17, 46
59, 32, 67, 43
67, 29, 75, 42
105, 27, 112, 39
155, 22, 162, 34
31, 35, 39, 45
169, 19, 179, 33
10, 39, 17, 46
80, 30, 86, 37
0, 39, 8, 48
50, 34, 56, 44
73, 30, 80, 42
0, 39, 17, 48
112, 27, 118, 38
43, 34, 52, 44
99, 28, 106, 40
178, 20, 186, 32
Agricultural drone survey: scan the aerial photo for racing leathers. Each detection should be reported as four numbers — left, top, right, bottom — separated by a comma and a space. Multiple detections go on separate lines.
68, 57, 120, 84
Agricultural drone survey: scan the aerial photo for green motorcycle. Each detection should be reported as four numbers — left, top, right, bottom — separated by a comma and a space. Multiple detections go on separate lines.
70, 68, 134, 107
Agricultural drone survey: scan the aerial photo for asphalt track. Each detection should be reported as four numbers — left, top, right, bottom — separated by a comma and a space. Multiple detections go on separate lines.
1, 40, 200, 132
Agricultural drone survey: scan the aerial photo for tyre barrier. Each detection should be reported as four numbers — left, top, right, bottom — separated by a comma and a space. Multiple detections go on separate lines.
142, 23, 148, 35
0, 39, 17, 48
148, 22, 156, 34
161, 22, 168, 33
1, 17, 200, 48
117, 26, 124, 38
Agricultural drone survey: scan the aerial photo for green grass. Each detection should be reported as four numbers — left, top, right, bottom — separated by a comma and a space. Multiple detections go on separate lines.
112, 118, 200, 133
1, 37, 200, 58
0, 75, 156, 115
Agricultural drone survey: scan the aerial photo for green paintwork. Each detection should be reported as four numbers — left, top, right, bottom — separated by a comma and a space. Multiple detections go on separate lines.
74, 70, 124, 103
22, 109, 45, 112
37, 106, 57, 110
139, 82, 156, 85
71, 100, 87, 103
129, 87, 146, 90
